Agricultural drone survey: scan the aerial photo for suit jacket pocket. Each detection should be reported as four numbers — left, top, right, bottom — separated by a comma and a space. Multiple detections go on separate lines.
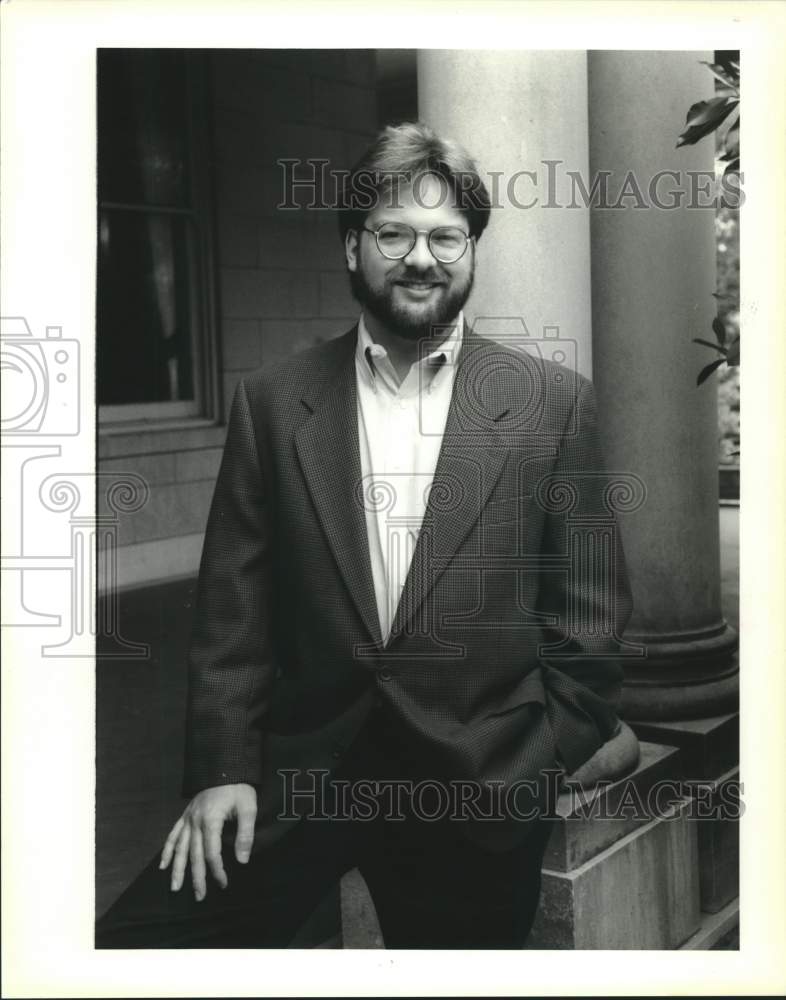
541, 664, 609, 774
482, 496, 524, 525
484, 666, 547, 718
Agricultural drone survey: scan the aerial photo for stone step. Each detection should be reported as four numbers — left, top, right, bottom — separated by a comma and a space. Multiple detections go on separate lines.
680, 897, 739, 950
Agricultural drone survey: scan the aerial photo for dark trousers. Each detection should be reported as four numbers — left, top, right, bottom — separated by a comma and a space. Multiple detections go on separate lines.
96, 707, 554, 950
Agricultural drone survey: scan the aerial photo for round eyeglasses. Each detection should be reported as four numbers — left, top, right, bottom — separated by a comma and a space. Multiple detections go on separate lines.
359, 223, 473, 264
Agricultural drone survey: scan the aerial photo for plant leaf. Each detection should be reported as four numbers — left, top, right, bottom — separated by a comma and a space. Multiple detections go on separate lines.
712, 316, 727, 346
699, 61, 739, 92
693, 338, 727, 354
723, 157, 740, 176
677, 98, 738, 147
697, 358, 725, 385
722, 115, 740, 156
684, 96, 736, 128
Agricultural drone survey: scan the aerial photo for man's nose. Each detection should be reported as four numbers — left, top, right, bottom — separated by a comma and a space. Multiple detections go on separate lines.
402, 231, 437, 268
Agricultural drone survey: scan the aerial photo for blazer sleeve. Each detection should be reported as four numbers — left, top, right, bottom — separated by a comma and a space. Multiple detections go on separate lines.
182, 377, 275, 797
534, 377, 634, 744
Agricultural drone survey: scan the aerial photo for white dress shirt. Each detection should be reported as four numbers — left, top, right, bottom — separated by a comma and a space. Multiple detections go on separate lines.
355, 311, 464, 643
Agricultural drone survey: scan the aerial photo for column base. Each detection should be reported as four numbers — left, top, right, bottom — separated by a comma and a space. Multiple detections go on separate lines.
621, 623, 738, 720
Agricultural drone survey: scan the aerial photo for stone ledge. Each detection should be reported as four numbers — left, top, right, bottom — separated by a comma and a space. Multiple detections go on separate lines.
527, 797, 701, 949
545, 741, 681, 873
680, 896, 739, 950
631, 712, 738, 781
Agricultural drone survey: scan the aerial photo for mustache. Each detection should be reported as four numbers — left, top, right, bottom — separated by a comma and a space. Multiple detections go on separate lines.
389, 267, 447, 284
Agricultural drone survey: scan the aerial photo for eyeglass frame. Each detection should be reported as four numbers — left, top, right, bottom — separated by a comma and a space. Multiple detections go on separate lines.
357, 223, 475, 264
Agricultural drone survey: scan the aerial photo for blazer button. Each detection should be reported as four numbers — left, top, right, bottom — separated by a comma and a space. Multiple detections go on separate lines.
379, 666, 394, 682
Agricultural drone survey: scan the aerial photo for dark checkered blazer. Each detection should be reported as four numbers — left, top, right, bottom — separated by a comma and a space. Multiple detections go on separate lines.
183, 322, 633, 849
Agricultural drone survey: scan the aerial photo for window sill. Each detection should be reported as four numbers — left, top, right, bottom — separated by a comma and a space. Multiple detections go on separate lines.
98, 417, 226, 458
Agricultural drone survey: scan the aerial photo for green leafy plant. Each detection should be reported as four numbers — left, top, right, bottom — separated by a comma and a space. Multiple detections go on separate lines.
677, 59, 740, 389
677, 59, 739, 176
693, 305, 740, 385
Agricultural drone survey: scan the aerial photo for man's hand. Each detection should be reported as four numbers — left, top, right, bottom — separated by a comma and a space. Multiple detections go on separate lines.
563, 721, 639, 790
159, 783, 257, 901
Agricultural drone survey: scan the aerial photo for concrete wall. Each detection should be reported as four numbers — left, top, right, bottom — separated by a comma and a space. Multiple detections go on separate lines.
99, 50, 379, 589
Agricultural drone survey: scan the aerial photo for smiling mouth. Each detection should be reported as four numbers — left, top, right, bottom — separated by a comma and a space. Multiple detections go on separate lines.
395, 281, 443, 290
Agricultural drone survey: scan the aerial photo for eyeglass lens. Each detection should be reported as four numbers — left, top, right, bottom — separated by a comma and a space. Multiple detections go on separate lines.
376, 223, 468, 262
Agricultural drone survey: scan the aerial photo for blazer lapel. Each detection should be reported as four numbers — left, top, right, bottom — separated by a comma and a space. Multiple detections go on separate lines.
294, 328, 383, 648
388, 333, 510, 643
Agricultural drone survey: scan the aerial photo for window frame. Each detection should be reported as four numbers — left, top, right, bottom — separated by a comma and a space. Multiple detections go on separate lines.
97, 49, 220, 432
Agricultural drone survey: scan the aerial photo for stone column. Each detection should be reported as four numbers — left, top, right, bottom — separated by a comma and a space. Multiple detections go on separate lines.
418, 50, 594, 377
587, 51, 737, 720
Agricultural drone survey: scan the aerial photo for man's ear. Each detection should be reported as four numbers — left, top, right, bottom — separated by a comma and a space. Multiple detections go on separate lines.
345, 229, 359, 273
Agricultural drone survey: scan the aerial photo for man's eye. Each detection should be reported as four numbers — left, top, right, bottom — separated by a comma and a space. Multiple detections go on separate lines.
379, 227, 409, 242
433, 230, 464, 247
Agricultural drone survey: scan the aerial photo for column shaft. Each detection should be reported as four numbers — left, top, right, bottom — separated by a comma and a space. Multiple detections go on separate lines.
418, 49, 593, 376
587, 50, 737, 718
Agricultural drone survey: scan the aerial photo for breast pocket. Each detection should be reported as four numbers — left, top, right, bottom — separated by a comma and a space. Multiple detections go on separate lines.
482, 496, 524, 525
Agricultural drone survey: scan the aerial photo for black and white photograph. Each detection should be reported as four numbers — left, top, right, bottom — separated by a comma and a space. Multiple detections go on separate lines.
2, 2, 785, 997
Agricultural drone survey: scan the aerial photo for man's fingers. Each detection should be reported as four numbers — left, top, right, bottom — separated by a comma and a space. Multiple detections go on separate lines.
170, 823, 191, 892
159, 816, 185, 870
190, 827, 207, 902
204, 819, 228, 890
234, 803, 257, 864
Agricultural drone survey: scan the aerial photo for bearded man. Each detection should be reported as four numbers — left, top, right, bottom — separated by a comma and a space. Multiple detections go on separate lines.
96, 121, 637, 950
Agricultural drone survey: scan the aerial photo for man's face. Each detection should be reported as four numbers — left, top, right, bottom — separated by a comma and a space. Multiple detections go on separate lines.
345, 173, 475, 341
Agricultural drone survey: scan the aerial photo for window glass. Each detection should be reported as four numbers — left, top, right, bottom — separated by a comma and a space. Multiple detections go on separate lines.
97, 211, 196, 405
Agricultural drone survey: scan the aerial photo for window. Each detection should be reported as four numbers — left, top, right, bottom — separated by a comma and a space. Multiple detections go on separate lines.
97, 50, 217, 425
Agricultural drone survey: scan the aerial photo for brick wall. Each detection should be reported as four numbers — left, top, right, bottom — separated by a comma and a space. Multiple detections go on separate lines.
212, 49, 379, 421
100, 49, 380, 589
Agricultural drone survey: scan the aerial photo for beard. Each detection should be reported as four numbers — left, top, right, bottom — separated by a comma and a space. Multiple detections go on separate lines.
348, 260, 474, 342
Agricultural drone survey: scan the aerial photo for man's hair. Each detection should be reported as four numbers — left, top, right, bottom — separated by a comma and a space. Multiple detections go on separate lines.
336, 121, 492, 244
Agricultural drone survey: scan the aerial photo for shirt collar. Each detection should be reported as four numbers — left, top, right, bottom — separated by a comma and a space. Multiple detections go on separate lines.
356, 310, 464, 393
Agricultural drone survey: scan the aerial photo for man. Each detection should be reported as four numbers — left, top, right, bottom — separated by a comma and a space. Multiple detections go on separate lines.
96, 122, 637, 950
